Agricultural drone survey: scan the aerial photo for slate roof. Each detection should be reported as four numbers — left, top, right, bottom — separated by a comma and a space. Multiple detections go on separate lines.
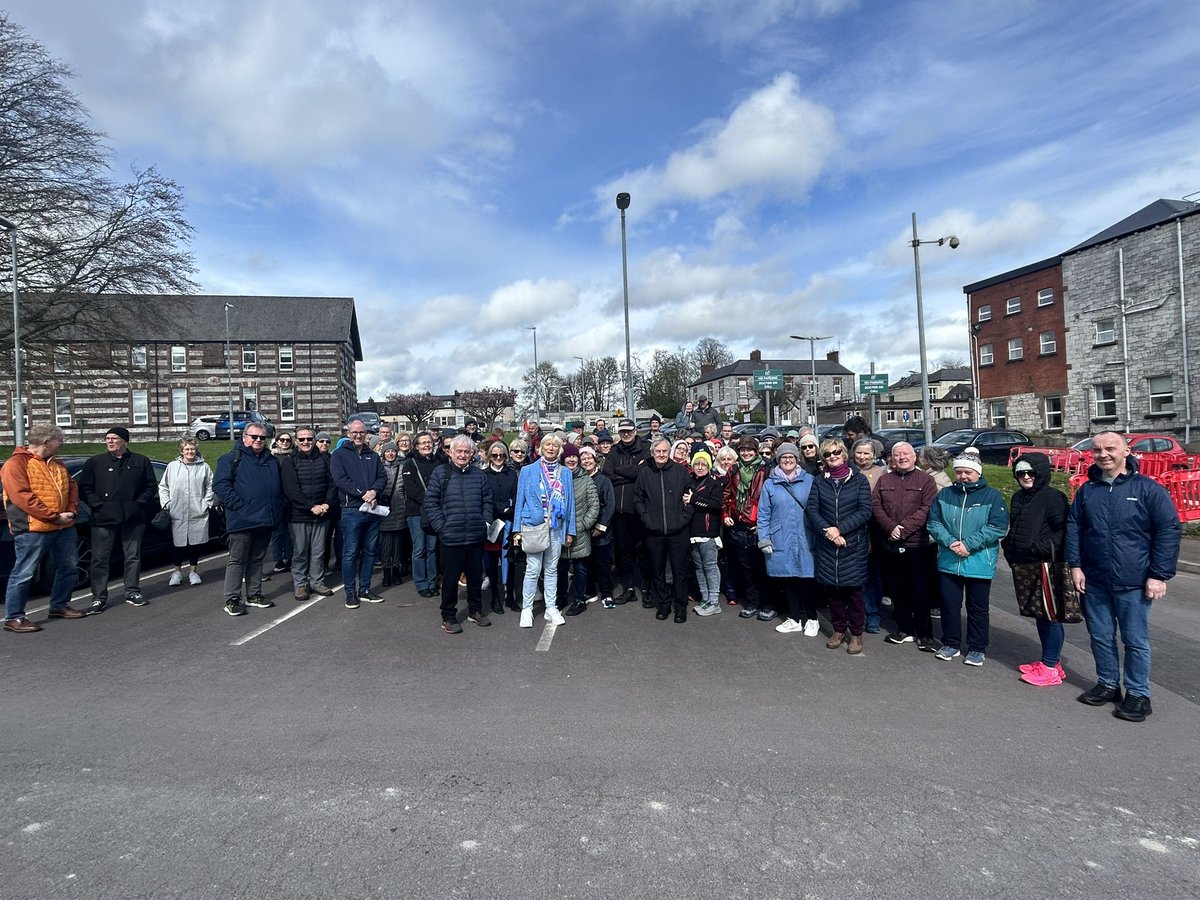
962, 255, 1061, 294
888, 367, 972, 390
1067, 198, 1200, 254
51, 294, 363, 360
690, 356, 853, 388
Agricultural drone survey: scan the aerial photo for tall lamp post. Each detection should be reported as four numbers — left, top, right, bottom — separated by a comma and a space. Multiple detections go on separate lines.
224, 303, 236, 444
574, 355, 586, 419
910, 213, 960, 446
527, 325, 539, 424
789, 335, 831, 428
0, 215, 24, 446
616, 192, 634, 418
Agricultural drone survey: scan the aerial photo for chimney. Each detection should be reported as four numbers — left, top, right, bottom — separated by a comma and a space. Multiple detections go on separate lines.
700, 363, 714, 376
826, 350, 839, 364
750, 349, 762, 362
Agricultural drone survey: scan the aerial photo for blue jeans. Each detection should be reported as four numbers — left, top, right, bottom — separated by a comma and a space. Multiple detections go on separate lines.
340, 508, 381, 595
690, 539, 721, 606
5, 529, 78, 619
1036, 618, 1065, 668
407, 516, 438, 592
863, 555, 882, 628
523, 535, 563, 611
939, 572, 992, 653
1082, 583, 1152, 698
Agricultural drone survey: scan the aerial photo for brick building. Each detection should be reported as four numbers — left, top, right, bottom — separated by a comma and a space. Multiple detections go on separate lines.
3, 294, 362, 443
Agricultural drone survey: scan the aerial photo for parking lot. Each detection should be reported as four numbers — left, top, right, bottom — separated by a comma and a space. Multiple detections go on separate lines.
3, 555, 1199, 898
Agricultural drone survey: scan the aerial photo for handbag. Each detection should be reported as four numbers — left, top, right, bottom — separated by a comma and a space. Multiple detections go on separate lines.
520, 520, 551, 554
151, 508, 171, 530
1040, 560, 1083, 624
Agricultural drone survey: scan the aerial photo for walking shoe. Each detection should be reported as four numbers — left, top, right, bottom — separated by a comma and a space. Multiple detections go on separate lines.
4, 617, 42, 633
674, 610, 687, 624
563, 601, 587, 617
884, 631, 914, 644
825, 631, 846, 649
125, 592, 149, 607
519, 609, 534, 628
1112, 694, 1152, 722
695, 601, 721, 616
757, 608, 778, 622
188, 571, 203, 585
802, 618, 820, 636
273, 560, 290, 573
1019, 660, 1065, 678
1077, 683, 1123, 706
916, 636, 940, 653
934, 645, 960, 661
963, 651, 986, 667
847, 634, 864, 654
295, 586, 311, 601
655, 608, 671, 621
614, 589, 636, 606
345, 594, 360, 609
775, 618, 801, 634
89, 599, 106, 614
467, 612, 492, 627
481, 576, 490, 590
641, 596, 655, 610
545, 608, 566, 626
865, 619, 881, 634
442, 619, 464, 634
880, 596, 893, 607
586, 595, 599, 604
245, 595, 274, 609
738, 605, 760, 619
929, 608, 941, 619
458, 574, 468, 588
47, 606, 87, 619
224, 598, 247, 617
1020, 662, 1063, 687
601, 597, 616, 609
168, 570, 183, 586
361, 590, 385, 603
311, 584, 334, 596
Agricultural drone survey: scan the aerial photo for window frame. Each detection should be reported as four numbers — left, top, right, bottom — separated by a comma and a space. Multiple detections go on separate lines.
1039, 331, 1057, 355
1005, 296, 1021, 315
989, 401, 1007, 428
132, 345, 148, 370
1094, 383, 1117, 419
170, 345, 187, 373
1008, 337, 1023, 361
278, 345, 294, 373
1148, 375, 1175, 414
54, 392, 72, 427
979, 343, 994, 366
977, 304, 992, 322
132, 389, 150, 425
1043, 396, 1063, 431
279, 386, 295, 422
1094, 319, 1116, 345
242, 348, 257, 373
171, 388, 188, 425
1036, 288, 1054, 307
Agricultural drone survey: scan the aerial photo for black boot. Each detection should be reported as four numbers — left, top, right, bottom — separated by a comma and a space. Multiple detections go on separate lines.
392, 566, 404, 585
655, 605, 670, 620
382, 568, 393, 587
492, 597, 505, 615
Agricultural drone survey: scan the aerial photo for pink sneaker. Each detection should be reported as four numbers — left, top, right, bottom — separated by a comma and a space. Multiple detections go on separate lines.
1018, 660, 1065, 678
1020, 662, 1064, 687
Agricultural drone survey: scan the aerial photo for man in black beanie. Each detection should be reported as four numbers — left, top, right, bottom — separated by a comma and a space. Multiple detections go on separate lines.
77, 426, 158, 611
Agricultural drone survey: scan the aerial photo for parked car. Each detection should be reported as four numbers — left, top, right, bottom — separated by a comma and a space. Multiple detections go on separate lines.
731, 423, 770, 437
1012, 432, 1190, 471
877, 427, 927, 450
187, 415, 220, 441
345, 411, 382, 434
817, 424, 846, 441
214, 410, 275, 440
931, 428, 1033, 466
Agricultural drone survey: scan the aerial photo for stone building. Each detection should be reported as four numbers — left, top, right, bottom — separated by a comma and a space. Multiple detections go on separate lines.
688, 349, 856, 426
3, 294, 362, 443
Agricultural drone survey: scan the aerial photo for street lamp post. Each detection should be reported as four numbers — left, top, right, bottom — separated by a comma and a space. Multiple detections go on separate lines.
616, 192, 634, 419
574, 355, 586, 420
224, 303, 236, 444
910, 213, 960, 446
527, 325, 539, 424
789, 335, 831, 428
0, 215, 24, 446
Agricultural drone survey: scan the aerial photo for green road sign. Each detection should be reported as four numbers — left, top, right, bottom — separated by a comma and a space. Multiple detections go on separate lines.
753, 369, 784, 390
858, 373, 889, 395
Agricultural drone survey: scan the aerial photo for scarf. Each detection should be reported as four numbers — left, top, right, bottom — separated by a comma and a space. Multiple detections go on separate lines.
539, 460, 568, 530
736, 456, 760, 508
826, 460, 852, 481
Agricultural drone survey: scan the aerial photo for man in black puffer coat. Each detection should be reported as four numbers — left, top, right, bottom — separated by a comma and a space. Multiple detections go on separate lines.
280, 426, 338, 600
635, 437, 694, 623
603, 419, 650, 605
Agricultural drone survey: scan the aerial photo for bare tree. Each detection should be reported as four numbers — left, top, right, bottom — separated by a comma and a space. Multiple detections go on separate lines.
640, 347, 694, 417
521, 361, 562, 417
458, 387, 517, 428
0, 15, 196, 349
693, 337, 733, 371
386, 392, 439, 430
935, 355, 967, 369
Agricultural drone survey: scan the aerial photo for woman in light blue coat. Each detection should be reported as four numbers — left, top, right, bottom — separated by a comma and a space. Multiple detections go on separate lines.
756, 442, 817, 636
512, 434, 576, 629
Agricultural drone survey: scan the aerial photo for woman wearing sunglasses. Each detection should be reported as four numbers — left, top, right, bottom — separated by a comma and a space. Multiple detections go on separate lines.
483, 441, 518, 614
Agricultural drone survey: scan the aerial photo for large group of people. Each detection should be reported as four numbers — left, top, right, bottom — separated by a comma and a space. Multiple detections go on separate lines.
1, 413, 1182, 722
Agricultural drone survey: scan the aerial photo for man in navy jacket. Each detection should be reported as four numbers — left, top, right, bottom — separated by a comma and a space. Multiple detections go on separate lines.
330, 418, 387, 608
1067, 431, 1180, 722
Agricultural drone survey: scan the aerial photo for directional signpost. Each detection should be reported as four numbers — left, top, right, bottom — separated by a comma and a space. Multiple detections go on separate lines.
753, 369, 784, 425
858, 373, 889, 395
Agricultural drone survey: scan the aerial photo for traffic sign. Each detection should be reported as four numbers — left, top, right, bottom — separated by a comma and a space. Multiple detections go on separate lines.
902, 411, 910, 422
858, 373, 889, 395
752, 368, 784, 390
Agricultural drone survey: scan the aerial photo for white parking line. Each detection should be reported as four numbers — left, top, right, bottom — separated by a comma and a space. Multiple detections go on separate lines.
231, 590, 336, 646
535, 622, 557, 652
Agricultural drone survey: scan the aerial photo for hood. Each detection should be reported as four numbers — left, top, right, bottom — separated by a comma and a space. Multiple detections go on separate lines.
950, 475, 991, 494
1013, 451, 1052, 491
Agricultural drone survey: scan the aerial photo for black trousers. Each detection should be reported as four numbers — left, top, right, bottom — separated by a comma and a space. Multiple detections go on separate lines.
90, 521, 145, 600
440, 543, 483, 622
645, 530, 690, 612
882, 548, 935, 639
611, 511, 646, 591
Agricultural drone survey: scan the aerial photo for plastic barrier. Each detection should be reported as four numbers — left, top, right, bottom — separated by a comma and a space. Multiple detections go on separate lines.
1162, 470, 1200, 523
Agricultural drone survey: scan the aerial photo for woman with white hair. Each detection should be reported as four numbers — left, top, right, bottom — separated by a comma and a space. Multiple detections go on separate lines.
512, 433, 576, 628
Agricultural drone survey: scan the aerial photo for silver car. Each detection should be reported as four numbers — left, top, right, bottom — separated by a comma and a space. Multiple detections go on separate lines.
187, 415, 220, 441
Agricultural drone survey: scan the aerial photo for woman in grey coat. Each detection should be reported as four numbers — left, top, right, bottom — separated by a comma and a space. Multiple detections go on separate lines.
560, 442, 599, 617
159, 437, 214, 586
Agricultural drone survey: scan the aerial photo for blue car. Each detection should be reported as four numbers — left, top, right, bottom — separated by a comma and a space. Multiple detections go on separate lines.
214, 410, 276, 440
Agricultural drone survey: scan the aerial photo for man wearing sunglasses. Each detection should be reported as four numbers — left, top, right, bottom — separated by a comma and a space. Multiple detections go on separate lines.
280, 427, 338, 601
215, 425, 285, 616
331, 418, 388, 608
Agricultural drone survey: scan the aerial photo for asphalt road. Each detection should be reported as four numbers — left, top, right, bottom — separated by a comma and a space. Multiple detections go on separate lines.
2, 556, 1198, 899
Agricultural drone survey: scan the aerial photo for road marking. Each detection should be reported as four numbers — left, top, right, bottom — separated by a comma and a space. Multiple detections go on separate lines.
231, 589, 338, 646
535, 621, 557, 651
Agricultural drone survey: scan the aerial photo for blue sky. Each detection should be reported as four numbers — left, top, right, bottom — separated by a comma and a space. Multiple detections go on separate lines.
6, 0, 1199, 402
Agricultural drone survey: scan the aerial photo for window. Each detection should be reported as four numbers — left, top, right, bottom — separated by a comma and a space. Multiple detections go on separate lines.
132, 345, 148, 370
242, 387, 258, 411
1006, 296, 1021, 315
886, 410, 896, 423
171, 388, 188, 424
171, 345, 187, 372
979, 343, 994, 366
718, 380, 725, 402
1037, 288, 1054, 306
1008, 338, 1023, 361
1094, 383, 1117, 419
1039, 331, 1057, 355
278, 346, 294, 372
242, 348, 257, 372
1043, 396, 1063, 430
1148, 376, 1175, 414
978, 304, 991, 322
928, 386, 939, 400
132, 389, 149, 425
989, 401, 1007, 428
833, 377, 843, 400
1095, 319, 1116, 345
280, 386, 295, 422
53, 345, 70, 373
54, 392, 72, 427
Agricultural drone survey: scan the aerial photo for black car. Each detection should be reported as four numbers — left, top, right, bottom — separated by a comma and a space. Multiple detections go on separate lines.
931, 428, 1033, 466
877, 428, 927, 451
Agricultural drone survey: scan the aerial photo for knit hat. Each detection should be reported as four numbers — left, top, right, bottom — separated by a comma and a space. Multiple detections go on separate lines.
579, 444, 598, 459
106, 426, 130, 442
315, 431, 331, 442
952, 455, 983, 475
596, 429, 614, 443
774, 441, 800, 460
736, 436, 759, 452
691, 450, 712, 469
560, 442, 580, 461
379, 441, 398, 454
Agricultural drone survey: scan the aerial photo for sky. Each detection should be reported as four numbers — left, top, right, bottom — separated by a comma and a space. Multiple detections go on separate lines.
5, 0, 1200, 403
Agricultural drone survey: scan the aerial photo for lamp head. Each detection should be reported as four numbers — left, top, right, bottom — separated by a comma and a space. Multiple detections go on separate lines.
615, 192, 631, 211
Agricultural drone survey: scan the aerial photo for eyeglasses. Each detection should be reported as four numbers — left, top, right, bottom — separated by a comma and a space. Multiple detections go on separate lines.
800, 445, 818, 452
277, 438, 292, 443
1016, 470, 1035, 477
822, 450, 843, 459
510, 449, 525, 455
348, 431, 366, 436
316, 438, 330, 443
296, 437, 314, 443
489, 453, 506, 459
247, 434, 266, 441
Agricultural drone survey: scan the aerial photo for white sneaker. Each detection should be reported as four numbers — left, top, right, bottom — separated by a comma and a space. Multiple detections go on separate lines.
481, 576, 490, 590
775, 617, 799, 633
586, 595, 599, 604
546, 608, 565, 626
519, 609, 534, 628
695, 601, 721, 617
168, 571, 183, 586
188, 571, 202, 585
803, 619, 820, 637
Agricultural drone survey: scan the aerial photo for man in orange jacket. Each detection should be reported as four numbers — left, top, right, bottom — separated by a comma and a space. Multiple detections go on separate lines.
2, 424, 88, 632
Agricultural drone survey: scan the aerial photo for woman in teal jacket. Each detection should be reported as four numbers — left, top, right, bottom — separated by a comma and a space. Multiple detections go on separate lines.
926, 455, 1008, 667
